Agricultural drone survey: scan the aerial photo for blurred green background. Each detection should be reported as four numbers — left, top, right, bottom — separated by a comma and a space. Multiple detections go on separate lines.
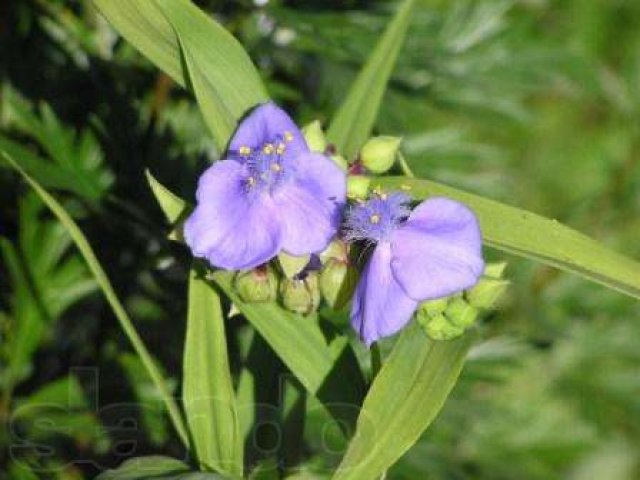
1, 0, 639, 478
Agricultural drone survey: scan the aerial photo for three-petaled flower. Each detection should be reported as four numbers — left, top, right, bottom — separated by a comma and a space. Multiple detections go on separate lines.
345, 191, 484, 345
185, 102, 346, 270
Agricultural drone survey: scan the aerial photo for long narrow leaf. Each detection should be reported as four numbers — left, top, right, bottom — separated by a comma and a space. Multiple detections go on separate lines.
92, 0, 185, 85
327, 0, 416, 159
154, 0, 268, 149
333, 324, 473, 479
183, 268, 243, 476
378, 176, 640, 299
2, 151, 190, 448
94, 0, 267, 151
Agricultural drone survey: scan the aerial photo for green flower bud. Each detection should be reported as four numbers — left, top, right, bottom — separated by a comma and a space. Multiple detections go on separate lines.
278, 252, 310, 278
420, 297, 449, 316
319, 239, 349, 263
320, 258, 358, 310
331, 154, 348, 171
444, 297, 479, 329
280, 273, 321, 315
347, 175, 371, 200
483, 261, 508, 279
302, 120, 327, 153
466, 278, 509, 309
420, 313, 465, 341
360, 136, 402, 174
234, 266, 278, 303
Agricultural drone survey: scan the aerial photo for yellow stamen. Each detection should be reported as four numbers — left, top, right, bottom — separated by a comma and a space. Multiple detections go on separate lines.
370, 214, 380, 224
263, 143, 275, 154
247, 176, 256, 186
271, 163, 282, 172
284, 131, 294, 142
276, 143, 286, 154
239, 145, 251, 156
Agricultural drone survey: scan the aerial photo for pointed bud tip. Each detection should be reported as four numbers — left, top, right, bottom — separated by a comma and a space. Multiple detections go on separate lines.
302, 120, 327, 153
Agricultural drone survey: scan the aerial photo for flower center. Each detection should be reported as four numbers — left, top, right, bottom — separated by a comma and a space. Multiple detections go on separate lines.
344, 190, 412, 243
238, 132, 295, 193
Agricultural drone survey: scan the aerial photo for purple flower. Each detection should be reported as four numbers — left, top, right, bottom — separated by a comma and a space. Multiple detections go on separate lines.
345, 192, 484, 345
185, 102, 345, 270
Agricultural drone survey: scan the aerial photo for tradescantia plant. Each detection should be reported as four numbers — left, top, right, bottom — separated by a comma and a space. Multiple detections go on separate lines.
2, 0, 640, 478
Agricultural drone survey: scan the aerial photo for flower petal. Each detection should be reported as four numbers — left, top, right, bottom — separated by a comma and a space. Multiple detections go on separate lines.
274, 153, 345, 255
184, 161, 282, 270
351, 243, 419, 346
273, 184, 338, 256
296, 152, 346, 203
390, 197, 484, 301
229, 102, 308, 159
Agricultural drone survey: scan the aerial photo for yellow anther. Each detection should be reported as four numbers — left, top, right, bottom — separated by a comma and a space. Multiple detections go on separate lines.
276, 143, 286, 154
284, 131, 294, 142
379, 192, 388, 200
247, 176, 256, 186
239, 145, 252, 156
370, 214, 380, 224
271, 163, 282, 172
263, 143, 275, 154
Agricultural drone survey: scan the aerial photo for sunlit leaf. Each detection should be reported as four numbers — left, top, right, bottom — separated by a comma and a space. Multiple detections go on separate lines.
183, 269, 243, 476
333, 324, 472, 479
378, 176, 640, 299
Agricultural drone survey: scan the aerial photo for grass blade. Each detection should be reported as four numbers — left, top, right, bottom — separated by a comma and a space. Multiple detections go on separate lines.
183, 268, 243, 476
378, 176, 640, 299
333, 324, 473, 479
327, 0, 416, 159
2, 151, 190, 448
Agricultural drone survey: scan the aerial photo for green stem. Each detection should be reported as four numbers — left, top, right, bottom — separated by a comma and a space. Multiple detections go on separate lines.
397, 151, 415, 178
371, 342, 383, 381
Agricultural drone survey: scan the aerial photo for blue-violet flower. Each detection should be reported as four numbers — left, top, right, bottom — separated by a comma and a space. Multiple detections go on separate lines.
345, 192, 484, 345
185, 102, 346, 270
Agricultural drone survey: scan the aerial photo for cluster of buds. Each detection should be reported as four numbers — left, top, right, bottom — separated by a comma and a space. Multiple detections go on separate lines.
233, 240, 357, 316
415, 262, 509, 340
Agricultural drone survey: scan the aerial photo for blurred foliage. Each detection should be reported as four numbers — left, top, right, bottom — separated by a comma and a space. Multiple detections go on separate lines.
0, 0, 639, 478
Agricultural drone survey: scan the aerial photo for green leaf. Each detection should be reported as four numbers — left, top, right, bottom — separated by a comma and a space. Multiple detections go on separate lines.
327, 0, 416, 159
183, 268, 243, 476
95, 0, 268, 150
213, 271, 365, 432
155, 0, 267, 148
95, 456, 190, 480
378, 176, 640, 299
333, 324, 473, 479
2, 151, 190, 448
91, 0, 185, 86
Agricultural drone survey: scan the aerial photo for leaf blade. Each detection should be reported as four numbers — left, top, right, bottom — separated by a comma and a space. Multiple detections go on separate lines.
183, 269, 243, 476
333, 324, 472, 479
378, 176, 640, 299
327, 0, 416, 159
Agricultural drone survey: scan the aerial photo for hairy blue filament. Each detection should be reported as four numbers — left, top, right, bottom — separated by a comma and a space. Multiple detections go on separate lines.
344, 191, 412, 243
